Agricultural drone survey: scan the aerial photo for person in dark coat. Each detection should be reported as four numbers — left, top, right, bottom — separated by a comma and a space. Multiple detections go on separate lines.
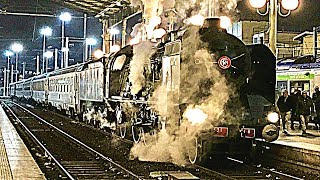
312, 86, 320, 130
296, 91, 313, 135
290, 89, 302, 130
277, 90, 294, 134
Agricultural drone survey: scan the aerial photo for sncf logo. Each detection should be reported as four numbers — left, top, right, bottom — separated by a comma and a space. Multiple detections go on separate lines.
217, 56, 231, 69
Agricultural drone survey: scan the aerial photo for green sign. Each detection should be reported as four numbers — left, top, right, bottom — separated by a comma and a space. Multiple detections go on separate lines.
277, 74, 314, 80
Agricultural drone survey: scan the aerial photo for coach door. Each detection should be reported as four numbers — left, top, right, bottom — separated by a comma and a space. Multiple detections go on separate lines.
74, 73, 80, 113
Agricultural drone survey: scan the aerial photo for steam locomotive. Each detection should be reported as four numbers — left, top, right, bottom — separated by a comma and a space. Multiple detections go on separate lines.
9, 17, 279, 163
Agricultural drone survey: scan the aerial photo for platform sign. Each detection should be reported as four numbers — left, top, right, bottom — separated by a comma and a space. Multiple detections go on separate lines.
212, 127, 228, 137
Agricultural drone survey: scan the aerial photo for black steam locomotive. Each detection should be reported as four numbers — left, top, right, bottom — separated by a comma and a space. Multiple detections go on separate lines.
10, 17, 279, 164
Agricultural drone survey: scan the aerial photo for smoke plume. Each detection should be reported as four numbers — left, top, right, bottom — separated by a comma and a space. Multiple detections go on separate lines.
129, 41, 155, 94
128, 0, 242, 166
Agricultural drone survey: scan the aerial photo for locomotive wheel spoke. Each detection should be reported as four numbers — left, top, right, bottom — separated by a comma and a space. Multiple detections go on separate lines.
118, 123, 127, 138
132, 126, 145, 144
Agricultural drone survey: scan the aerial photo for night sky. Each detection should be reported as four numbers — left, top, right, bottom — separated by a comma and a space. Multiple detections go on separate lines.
0, 0, 320, 80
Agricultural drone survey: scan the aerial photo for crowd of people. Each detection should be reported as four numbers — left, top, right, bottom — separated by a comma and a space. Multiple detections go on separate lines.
276, 86, 320, 135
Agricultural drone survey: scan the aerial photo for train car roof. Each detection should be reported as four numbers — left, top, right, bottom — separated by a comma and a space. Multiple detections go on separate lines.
276, 55, 320, 71
48, 63, 85, 77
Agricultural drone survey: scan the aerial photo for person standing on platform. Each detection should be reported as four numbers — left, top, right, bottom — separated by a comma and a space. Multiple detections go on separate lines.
277, 90, 294, 134
290, 89, 302, 130
297, 91, 313, 135
312, 86, 320, 130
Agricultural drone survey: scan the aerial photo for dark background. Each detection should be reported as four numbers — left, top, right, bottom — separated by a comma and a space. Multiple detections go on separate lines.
0, 0, 319, 78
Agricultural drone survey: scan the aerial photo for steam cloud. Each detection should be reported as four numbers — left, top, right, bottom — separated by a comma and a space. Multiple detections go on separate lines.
128, 0, 241, 165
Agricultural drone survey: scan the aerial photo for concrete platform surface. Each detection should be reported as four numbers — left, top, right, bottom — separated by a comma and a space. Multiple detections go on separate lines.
274, 122, 320, 152
0, 105, 46, 179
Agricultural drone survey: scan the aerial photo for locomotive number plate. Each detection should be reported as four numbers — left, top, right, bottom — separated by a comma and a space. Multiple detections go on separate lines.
241, 128, 255, 138
212, 127, 228, 137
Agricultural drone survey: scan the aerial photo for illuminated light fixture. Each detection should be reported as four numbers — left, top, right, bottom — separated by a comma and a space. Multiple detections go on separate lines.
44, 51, 53, 58
4, 50, 14, 57
11, 43, 23, 52
153, 28, 166, 39
40, 26, 52, 36
86, 38, 97, 46
281, 0, 299, 10
109, 28, 120, 35
220, 16, 232, 29
93, 49, 104, 59
267, 112, 279, 123
59, 12, 72, 22
110, 45, 120, 53
249, 0, 267, 9
187, 14, 205, 26
61, 47, 69, 52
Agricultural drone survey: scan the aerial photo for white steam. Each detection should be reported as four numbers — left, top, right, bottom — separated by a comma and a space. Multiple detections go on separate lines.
128, 0, 241, 166
129, 41, 155, 94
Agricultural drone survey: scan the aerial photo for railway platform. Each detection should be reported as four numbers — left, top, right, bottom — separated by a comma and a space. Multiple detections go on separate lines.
275, 122, 320, 151
256, 122, 320, 176
0, 105, 45, 179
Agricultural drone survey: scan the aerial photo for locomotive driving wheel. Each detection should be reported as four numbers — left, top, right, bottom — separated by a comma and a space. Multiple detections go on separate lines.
116, 105, 126, 138
131, 112, 146, 144
131, 126, 145, 144
187, 137, 201, 164
118, 123, 126, 138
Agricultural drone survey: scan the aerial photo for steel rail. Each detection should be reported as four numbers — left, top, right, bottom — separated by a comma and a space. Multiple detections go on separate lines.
11, 101, 142, 180
226, 156, 304, 180
1, 102, 75, 180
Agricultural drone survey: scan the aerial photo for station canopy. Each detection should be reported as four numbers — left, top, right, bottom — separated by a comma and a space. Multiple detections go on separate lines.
51, 0, 132, 17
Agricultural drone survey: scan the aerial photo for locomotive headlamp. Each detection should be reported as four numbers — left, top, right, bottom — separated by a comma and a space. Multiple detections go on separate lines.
267, 112, 279, 123
281, 0, 299, 10
249, 0, 267, 9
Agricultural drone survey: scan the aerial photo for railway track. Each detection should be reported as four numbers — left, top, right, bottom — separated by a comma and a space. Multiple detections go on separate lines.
2, 100, 314, 179
2, 101, 140, 179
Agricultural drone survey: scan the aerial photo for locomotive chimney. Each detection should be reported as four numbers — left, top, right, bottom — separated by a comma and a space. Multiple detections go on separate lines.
202, 17, 227, 32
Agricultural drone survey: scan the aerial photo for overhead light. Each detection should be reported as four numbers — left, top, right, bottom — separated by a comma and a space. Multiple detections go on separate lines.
86, 38, 97, 46
109, 28, 120, 35
93, 49, 104, 59
59, 12, 72, 22
4, 50, 14, 57
11, 43, 23, 52
40, 26, 53, 36
281, 0, 299, 10
44, 51, 53, 58
249, 0, 267, 9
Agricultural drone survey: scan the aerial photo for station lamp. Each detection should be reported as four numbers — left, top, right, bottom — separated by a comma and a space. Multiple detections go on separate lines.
249, 0, 267, 9
59, 12, 72, 68
249, 0, 300, 55
59, 12, 72, 22
86, 38, 97, 46
4, 50, 13, 95
11, 43, 23, 82
109, 28, 120, 35
281, 0, 299, 10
